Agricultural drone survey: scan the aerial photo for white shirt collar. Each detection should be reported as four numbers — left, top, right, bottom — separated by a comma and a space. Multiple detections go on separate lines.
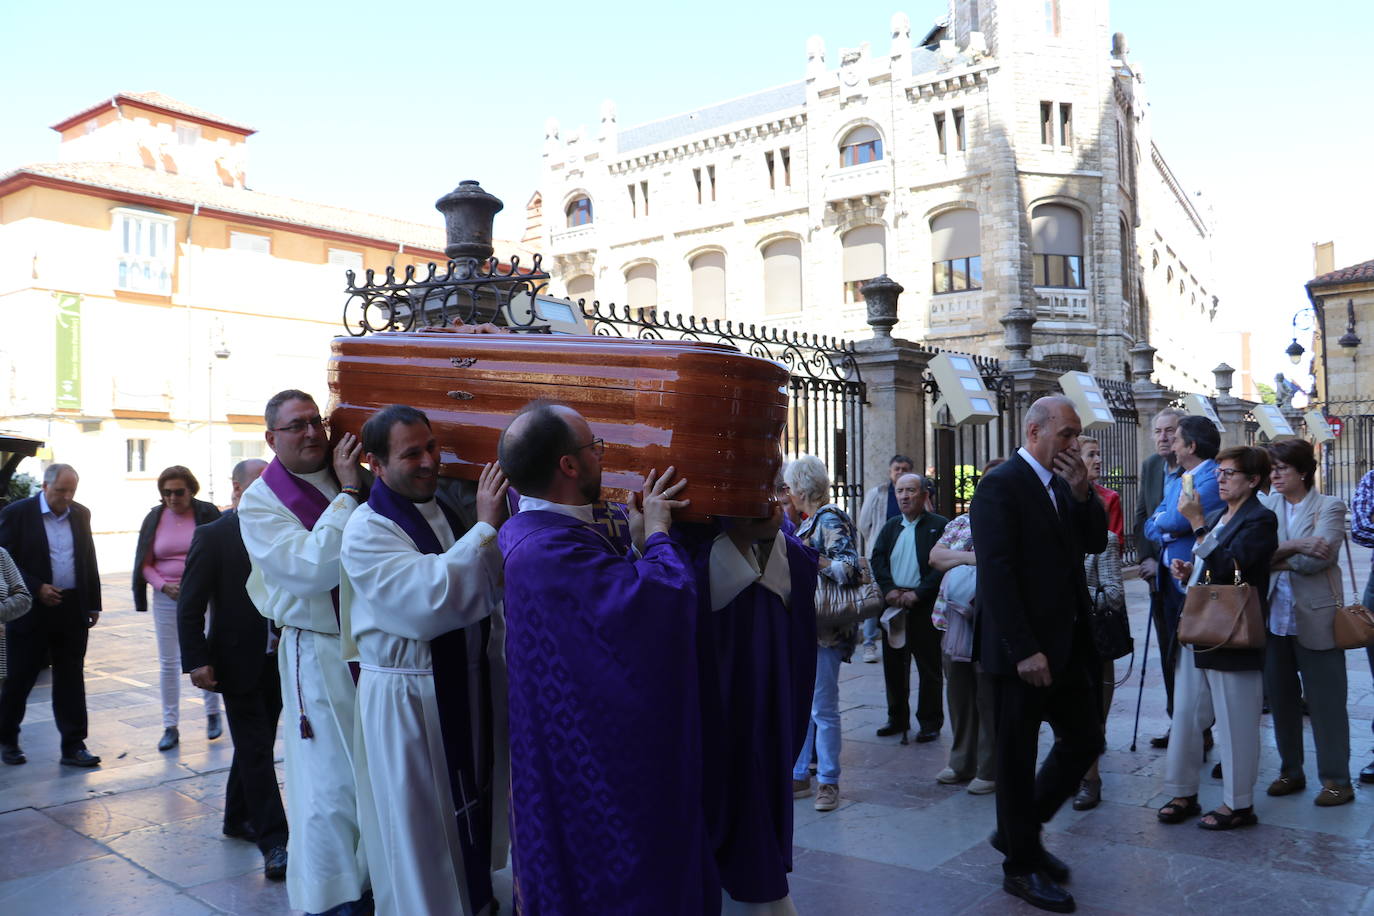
709, 530, 791, 611
516, 494, 597, 524
38, 491, 69, 521
1017, 446, 1054, 489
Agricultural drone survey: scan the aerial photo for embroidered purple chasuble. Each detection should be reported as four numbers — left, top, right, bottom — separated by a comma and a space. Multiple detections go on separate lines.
499, 510, 719, 915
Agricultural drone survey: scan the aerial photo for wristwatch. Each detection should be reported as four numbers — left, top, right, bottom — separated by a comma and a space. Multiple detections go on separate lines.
1193, 525, 1208, 540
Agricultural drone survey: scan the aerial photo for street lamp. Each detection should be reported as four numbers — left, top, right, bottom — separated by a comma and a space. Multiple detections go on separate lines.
1286, 308, 1313, 365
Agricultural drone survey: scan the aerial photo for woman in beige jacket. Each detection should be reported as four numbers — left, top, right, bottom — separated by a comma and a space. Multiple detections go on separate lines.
1261, 438, 1354, 806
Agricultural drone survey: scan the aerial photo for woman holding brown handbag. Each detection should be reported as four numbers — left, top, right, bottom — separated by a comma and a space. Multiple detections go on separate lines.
1157, 446, 1277, 830
1260, 438, 1355, 806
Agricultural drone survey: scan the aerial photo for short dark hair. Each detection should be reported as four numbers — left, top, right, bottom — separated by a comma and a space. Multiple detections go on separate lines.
1216, 445, 1271, 483
265, 389, 317, 429
361, 405, 431, 465
498, 401, 579, 497
157, 465, 200, 496
1267, 437, 1317, 489
1176, 415, 1220, 461
889, 454, 914, 468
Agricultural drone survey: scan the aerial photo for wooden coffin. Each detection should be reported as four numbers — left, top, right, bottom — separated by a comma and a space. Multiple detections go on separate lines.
327, 330, 790, 520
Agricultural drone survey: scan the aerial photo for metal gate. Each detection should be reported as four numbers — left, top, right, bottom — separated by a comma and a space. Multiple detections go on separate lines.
578, 300, 867, 517
1318, 401, 1374, 505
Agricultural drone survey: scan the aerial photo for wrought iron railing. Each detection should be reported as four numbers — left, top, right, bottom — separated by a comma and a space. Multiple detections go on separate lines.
341, 255, 550, 336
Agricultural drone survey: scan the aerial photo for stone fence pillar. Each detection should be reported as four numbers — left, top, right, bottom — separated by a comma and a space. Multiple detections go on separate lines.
852, 338, 932, 492
1130, 342, 1174, 465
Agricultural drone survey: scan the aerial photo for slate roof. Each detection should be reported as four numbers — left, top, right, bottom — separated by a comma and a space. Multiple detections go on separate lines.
615, 47, 945, 154
52, 92, 257, 134
1308, 258, 1374, 290
0, 160, 537, 255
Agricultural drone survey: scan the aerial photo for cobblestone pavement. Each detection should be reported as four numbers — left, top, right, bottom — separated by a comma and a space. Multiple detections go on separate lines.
1, 547, 1372, 915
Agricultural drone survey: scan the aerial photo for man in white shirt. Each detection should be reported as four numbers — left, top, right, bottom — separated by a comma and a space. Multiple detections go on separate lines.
341, 405, 508, 916
238, 390, 370, 916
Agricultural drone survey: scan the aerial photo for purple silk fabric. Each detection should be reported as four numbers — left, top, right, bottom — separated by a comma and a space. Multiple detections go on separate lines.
684, 525, 818, 904
498, 510, 718, 915
261, 457, 331, 531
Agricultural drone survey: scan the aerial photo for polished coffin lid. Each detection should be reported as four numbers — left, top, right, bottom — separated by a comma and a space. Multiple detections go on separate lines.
327, 331, 790, 519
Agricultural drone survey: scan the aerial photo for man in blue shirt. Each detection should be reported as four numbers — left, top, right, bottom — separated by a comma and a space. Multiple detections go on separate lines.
1143, 415, 1223, 741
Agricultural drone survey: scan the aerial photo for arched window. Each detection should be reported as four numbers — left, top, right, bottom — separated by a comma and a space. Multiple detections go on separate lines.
762, 238, 803, 314
689, 251, 726, 320
565, 274, 594, 301
566, 195, 593, 227
930, 209, 982, 293
841, 225, 886, 303
1030, 204, 1084, 288
839, 125, 883, 168
625, 263, 657, 317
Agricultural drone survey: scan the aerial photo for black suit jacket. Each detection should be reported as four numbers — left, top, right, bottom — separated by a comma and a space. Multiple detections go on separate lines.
0, 495, 101, 633
1133, 452, 1167, 564
176, 510, 273, 693
870, 511, 949, 604
970, 454, 1108, 676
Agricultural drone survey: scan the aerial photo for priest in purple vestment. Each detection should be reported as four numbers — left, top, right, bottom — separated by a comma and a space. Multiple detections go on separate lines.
681, 509, 817, 913
496, 402, 719, 915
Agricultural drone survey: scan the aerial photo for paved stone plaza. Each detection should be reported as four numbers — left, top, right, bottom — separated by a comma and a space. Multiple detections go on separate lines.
1, 551, 1373, 915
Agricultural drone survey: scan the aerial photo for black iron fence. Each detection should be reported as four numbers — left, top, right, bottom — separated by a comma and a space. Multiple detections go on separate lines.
923, 358, 1141, 560
1318, 401, 1374, 506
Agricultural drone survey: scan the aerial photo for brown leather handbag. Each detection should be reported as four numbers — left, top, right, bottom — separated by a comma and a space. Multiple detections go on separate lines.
1333, 537, 1374, 650
1179, 561, 1265, 651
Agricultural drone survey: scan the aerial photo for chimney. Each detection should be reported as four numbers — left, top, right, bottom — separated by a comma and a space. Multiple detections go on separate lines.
1313, 241, 1335, 276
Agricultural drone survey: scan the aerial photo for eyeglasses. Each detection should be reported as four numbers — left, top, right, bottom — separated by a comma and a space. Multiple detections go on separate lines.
569, 437, 605, 458
160, 487, 188, 498
269, 415, 328, 434
1271, 463, 1293, 474
1216, 468, 1251, 481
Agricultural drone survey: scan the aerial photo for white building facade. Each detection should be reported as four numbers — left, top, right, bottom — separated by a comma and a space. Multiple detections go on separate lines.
536, 0, 1226, 391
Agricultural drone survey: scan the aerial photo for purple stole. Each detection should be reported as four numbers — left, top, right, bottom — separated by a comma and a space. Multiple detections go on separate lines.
261, 458, 356, 739
366, 479, 494, 914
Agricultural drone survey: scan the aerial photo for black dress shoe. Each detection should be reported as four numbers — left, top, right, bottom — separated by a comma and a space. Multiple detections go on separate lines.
914, 728, 941, 743
263, 845, 288, 881
158, 727, 179, 752
1360, 760, 1374, 785
59, 748, 101, 768
875, 723, 908, 737
988, 831, 1070, 884
206, 714, 223, 741
1, 743, 26, 765
1003, 871, 1075, 913
1149, 732, 1170, 749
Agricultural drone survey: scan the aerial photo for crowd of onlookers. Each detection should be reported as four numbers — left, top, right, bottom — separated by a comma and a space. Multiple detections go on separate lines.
779, 407, 1374, 830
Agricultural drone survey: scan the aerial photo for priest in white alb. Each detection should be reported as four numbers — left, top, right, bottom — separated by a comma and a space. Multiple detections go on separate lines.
238, 389, 371, 916
340, 404, 508, 916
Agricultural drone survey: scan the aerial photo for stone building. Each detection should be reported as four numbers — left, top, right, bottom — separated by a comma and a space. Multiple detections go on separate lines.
1306, 257, 1372, 406
534, 0, 1226, 390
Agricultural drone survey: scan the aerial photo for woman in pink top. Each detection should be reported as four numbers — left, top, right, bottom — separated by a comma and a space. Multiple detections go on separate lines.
132, 466, 221, 750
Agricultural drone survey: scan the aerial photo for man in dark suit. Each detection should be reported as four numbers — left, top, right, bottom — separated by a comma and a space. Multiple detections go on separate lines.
0, 463, 102, 767
177, 459, 288, 881
971, 397, 1107, 913
870, 473, 949, 742
1133, 408, 1184, 739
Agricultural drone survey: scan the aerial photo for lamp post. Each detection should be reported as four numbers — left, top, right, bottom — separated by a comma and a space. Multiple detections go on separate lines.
1286, 307, 1314, 366
207, 333, 231, 503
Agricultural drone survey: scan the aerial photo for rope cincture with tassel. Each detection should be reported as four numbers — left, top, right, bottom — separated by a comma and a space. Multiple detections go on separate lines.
296, 628, 314, 739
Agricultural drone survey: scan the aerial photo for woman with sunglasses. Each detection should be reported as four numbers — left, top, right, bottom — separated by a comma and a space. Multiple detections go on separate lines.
133, 465, 222, 750
1157, 446, 1277, 830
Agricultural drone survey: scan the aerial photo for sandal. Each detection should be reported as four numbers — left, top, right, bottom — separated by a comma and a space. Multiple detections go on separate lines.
1198, 806, 1257, 830
1157, 795, 1201, 823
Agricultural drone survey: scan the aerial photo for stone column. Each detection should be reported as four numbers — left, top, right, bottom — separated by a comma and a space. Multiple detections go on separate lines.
1130, 341, 1173, 464
1212, 362, 1253, 449
852, 337, 932, 489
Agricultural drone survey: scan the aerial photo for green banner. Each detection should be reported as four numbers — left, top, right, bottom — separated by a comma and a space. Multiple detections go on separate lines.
54, 292, 82, 410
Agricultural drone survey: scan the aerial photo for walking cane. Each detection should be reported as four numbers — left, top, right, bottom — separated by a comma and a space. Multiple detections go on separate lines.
1129, 587, 1154, 753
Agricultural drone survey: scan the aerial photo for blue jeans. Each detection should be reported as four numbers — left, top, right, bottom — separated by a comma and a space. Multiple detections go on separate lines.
862, 616, 879, 647
794, 645, 843, 785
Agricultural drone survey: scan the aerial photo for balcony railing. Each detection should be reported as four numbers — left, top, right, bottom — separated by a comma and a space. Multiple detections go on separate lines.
929, 290, 985, 325
1033, 287, 1090, 320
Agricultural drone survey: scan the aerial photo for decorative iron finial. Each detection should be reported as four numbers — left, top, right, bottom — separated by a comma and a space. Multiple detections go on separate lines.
435, 181, 504, 262
860, 275, 903, 339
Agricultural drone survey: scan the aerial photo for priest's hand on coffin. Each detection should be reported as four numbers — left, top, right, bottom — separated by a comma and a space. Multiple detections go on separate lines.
626, 500, 647, 553
637, 466, 690, 539
333, 433, 363, 491
475, 462, 510, 530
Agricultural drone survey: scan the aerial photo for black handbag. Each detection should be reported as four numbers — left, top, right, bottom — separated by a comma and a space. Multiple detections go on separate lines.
1088, 553, 1133, 661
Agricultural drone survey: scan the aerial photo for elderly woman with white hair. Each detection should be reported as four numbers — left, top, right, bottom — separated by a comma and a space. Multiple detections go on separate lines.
786, 454, 862, 813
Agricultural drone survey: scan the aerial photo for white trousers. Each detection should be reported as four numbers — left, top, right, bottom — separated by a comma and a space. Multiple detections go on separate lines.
1164, 644, 1262, 810
151, 590, 220, 728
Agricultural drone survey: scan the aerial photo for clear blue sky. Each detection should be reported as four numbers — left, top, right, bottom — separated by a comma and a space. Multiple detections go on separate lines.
4, 0, 1370, 394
